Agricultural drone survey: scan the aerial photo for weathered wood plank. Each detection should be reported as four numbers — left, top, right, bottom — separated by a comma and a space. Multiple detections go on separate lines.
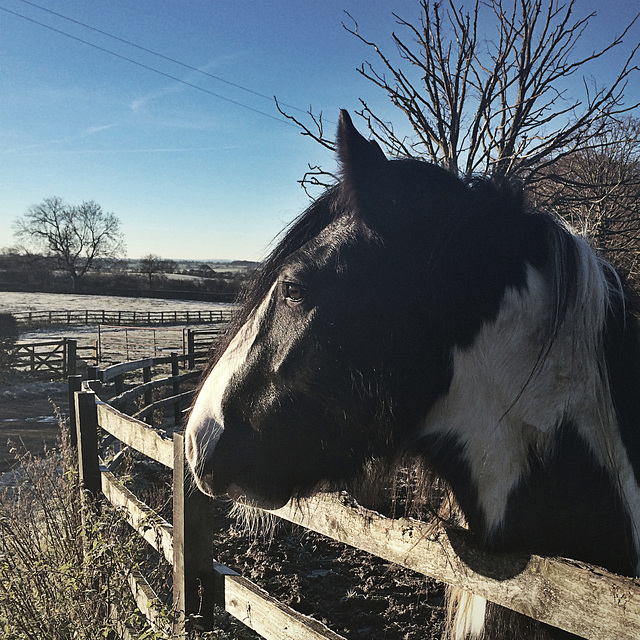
214, 563, 346, 640
109, 376, 173, 409
271, 493, 640, 640
101, 358, 157, 382
15, 339, 66, 348
101, 468, 174, 565
109, 371, 200, 410
100, 355, 202, 383
96, 402, 174, 468
127, 568, 173, 637
132, 391, 194, 420
111, 371, 201, 408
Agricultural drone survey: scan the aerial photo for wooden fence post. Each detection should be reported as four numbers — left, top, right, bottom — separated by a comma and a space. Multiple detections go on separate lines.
173, 432, 216, 632
65, 338, 77, 377
115, 373, 125, 396
143, 366, 152, 424
67, 375, 82, 448
75, 390, 101, 500
171, 353, 181, 426
187, 329, 196, 369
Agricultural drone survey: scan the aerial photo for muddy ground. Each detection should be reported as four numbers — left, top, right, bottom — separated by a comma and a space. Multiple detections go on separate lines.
131, 458, 448, 640
207, 498, 448, 640
0, 373, 69, 474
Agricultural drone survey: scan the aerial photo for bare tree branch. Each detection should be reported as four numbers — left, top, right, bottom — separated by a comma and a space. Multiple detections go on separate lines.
282, 0, 639, 183
277, 0, 640, 275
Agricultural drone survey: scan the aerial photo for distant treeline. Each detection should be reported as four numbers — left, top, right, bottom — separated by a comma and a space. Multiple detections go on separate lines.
0, 253, 258, 302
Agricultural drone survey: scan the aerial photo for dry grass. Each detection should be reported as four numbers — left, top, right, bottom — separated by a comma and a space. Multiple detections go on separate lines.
0, 407, 159, 639
0, 403, 260, 640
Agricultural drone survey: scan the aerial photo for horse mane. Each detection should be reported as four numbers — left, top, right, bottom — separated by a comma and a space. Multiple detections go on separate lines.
468, 173, 626, 343
208, 166, 627, 392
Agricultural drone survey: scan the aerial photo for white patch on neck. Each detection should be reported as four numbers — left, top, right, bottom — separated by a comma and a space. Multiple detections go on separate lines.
420, 241, 640, 573
185, 282, 277, 475
422, 265, 567, 534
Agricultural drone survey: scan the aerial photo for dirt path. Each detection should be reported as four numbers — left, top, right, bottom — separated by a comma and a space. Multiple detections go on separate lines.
0, 375, 69, 473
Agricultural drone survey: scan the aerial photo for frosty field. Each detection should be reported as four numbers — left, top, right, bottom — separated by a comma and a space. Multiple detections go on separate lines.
0, 291, 235, 315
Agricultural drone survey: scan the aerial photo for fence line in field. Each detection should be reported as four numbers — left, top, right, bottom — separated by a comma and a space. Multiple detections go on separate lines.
12, 308, 234, 327
71, 361, 640, 640
11, 325, 223, 378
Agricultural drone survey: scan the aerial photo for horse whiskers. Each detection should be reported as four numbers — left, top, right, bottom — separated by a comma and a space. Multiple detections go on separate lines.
228, 499, 280, 542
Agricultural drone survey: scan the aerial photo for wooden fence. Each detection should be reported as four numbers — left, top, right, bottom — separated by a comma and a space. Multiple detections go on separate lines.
98, 325, 187, 364
71, 362, 640, 640
71, 360, 346, 639
13, 338, 96, 376
11, 326, 223, 378
12, 308, 234, 327
185, 327, 220, 367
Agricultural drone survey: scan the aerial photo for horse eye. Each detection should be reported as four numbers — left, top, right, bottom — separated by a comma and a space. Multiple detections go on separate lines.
283, 281, 305, 302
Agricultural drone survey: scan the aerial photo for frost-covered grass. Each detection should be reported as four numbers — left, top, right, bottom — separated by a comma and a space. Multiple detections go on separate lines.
0, 291, 235, 315
0, 291, 235, 345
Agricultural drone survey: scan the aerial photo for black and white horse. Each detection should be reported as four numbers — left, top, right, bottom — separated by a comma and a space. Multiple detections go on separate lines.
185, 111, 640, 639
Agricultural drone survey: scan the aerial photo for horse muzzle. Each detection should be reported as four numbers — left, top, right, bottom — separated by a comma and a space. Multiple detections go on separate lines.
185, 418, 292, 510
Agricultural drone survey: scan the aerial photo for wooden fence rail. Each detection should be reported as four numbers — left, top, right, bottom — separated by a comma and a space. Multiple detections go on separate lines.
71, 360, 640, 640
11, 326, 220, 379
13, 308, 234, 327
73, 369, 343, 639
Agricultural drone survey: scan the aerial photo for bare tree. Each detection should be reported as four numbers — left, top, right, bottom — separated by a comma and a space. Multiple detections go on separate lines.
13, 197, 125, 290
160, 259, 177, 275
279, 0, 639, 190
532, 116, 640, 284
138, 254, 166, 289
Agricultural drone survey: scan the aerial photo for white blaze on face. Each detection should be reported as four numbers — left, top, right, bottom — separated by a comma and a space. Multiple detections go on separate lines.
185, 283, 277, 479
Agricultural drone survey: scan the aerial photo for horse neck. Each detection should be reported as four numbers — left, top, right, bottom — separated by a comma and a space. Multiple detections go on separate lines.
416, 257, 640, 573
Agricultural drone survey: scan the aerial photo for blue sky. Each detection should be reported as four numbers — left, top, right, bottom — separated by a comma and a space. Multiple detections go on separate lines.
1, 0, 639, 261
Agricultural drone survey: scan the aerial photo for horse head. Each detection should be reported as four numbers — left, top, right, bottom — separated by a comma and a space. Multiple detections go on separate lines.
185, 111, 554, 511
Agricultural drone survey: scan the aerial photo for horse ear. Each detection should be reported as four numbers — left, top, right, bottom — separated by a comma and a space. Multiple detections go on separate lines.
337, 110, 386, 172
336, 110, 388, 218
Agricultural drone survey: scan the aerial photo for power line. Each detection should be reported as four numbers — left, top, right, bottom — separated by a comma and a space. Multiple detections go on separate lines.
14, 0, 309, 117
0, 4, 298, 126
